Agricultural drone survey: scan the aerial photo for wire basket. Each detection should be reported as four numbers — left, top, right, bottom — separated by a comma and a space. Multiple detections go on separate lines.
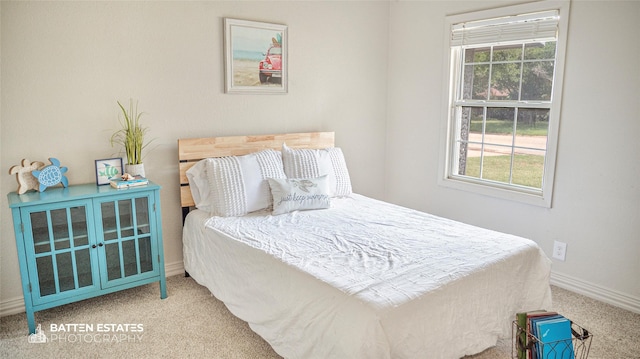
512, 320, 592, 359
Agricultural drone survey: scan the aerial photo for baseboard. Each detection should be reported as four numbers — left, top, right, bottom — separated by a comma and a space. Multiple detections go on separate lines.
0, 295, 28, 317
164, 260, 185, 277
551, 270, 640, 314
0, 260, 186, 318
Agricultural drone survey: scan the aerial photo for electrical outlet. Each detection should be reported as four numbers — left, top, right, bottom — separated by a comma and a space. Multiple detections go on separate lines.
552, 241, 567, 261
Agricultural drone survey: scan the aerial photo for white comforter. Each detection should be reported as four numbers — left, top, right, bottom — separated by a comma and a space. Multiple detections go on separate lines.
183, 194, 552, 358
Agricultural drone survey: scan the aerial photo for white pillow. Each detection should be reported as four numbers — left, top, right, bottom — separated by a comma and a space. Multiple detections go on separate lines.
186, 159, 213, 212
267, 176, 331, 215
281, 143, 352, 197
202, 149, 286, 216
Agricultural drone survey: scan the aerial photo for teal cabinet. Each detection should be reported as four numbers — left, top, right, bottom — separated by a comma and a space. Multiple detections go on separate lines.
8, 182, 167, 334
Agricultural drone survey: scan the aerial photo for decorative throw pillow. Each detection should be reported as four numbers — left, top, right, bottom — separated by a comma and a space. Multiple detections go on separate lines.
203, 149, 286, 216
267, 176, 331, 215
281, 143, 352, 197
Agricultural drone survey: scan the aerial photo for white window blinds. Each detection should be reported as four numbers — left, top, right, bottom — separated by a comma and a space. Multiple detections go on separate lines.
451, 10, 559, 46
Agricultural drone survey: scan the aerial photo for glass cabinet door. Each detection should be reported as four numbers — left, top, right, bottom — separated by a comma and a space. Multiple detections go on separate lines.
99, 195, 156, 286
24, 201, 97, 304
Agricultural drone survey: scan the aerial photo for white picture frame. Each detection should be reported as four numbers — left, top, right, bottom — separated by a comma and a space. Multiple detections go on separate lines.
224, 18, 288, 94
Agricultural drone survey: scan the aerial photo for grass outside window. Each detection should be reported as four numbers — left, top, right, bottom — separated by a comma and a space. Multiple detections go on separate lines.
465, 154, 544, 188
470, 119, 548, 136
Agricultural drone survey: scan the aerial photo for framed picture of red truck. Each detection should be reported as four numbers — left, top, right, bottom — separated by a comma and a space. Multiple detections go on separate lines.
224, 18, 288, 94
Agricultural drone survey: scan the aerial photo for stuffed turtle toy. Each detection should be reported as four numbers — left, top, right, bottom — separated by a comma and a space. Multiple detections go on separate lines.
32, 158, 69, 192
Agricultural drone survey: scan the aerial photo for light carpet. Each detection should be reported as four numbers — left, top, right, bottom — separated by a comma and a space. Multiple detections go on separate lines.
1, 275, 638, 358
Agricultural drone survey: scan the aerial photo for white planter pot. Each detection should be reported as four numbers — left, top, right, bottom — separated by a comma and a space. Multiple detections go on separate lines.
125, 163, 146, 178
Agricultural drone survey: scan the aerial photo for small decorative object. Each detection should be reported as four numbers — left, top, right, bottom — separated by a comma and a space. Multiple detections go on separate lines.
224, 18, 288, 94
110, 173, 148, 189
125, 163, 145, 178
9, 159, 45, 194
32, 157, 69, 192
95, 157, 123, 186
110, 99, 152, 177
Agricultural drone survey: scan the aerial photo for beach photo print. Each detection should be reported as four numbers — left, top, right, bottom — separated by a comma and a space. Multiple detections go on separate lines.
224, 18, 288, 94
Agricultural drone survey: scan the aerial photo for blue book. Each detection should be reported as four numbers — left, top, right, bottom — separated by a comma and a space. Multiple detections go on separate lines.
535, 316, 574, 359
530, 314, 563, 341
529, 314, 563, 359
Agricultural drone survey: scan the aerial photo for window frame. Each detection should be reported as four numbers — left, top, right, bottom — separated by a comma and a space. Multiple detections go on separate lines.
438, 1, 571, 208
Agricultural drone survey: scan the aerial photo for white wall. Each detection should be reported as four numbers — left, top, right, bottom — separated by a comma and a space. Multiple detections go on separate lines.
0, 1, 389, 312
386, 0, 640, 312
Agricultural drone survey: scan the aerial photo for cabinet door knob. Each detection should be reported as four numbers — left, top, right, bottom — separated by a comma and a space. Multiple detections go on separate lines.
98, 243, 104, 247
92, 244, 97, 249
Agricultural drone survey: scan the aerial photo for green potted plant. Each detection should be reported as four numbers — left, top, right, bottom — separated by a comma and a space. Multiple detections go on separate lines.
110, 99, 151, 177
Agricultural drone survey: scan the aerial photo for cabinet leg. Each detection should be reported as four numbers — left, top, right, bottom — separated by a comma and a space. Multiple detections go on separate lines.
159, 278, 168, 299
27, 310, 36, 335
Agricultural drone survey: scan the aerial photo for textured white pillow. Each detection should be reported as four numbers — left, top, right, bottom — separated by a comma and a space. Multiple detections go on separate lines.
267, 176, 331, 215
204, 149, 286, 217
281, 143, 352, 197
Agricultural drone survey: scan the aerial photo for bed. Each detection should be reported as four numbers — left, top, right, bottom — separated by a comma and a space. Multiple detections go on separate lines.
178, 132, 552, 358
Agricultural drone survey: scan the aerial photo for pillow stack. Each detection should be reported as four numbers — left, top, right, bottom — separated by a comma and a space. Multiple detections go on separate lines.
187, 149, 286, 217
281, 143, 352, 198
186, 144, 352, 216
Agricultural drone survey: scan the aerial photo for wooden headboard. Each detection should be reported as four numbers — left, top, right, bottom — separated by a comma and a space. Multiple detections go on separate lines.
178, 132, 335, 214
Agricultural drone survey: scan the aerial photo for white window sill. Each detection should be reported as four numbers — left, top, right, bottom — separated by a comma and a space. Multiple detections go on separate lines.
438, 175, 553, 208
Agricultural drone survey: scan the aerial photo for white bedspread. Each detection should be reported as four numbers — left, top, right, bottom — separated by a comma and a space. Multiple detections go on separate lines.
183, 194, 552, 358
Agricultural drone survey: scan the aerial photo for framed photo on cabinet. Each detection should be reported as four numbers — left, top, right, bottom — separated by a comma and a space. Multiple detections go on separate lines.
95, 157, 123, 185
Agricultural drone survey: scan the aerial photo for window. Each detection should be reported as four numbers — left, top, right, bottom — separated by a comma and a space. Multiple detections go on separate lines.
440, 1, 570, 207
